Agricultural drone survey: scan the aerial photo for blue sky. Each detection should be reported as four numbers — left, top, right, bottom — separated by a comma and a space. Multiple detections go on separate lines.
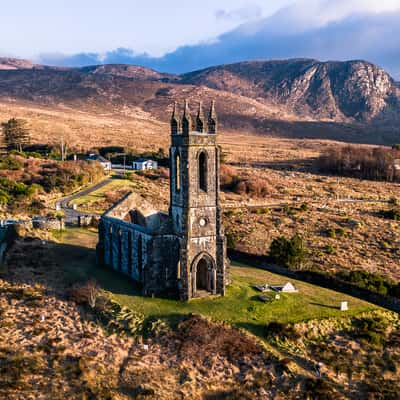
1, 0, 400, 77
0, 0, 292, 57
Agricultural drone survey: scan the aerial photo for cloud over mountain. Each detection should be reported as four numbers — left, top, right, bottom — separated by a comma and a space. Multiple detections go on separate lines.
38, 3, 400, 79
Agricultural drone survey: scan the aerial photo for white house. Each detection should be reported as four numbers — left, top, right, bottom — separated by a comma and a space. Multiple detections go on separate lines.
86, 154, 112, 171
133, 158, 158, 171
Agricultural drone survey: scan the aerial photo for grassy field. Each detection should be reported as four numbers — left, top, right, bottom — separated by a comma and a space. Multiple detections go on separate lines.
52, 228, 379, 339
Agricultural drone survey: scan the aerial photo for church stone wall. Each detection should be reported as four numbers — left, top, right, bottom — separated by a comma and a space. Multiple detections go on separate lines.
98, 216, 180, 297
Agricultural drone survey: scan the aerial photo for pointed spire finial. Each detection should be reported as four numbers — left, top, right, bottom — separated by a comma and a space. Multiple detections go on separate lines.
196, 101, 205, 132
208, 100, 217, 134
182, 99, 192, 135
171, 101, 180, 135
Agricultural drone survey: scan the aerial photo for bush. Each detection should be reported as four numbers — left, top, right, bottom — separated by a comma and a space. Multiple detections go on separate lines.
69, 280, 101, 308
0, 156, 23, 170
269, 234, 308, 269
317, 145, 400, 182
304, 378, 337, 400
352, 316, 389, 347
336, 270, 394, 296
380, 208, 400, 221
325, 245, 335, 255
226, 232, 237, 250
265, 321, 300, 341
220, 165, 272, 197
326, 227, 346, 238
300, 203, 309, 212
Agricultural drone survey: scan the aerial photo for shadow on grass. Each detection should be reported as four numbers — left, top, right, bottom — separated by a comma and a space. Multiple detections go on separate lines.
4, 237, 143, 298
309, 302, 339, 310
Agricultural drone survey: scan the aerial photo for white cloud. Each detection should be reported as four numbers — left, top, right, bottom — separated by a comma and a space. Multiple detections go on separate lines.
237, 0, 400, 36
215, 5, 262, 22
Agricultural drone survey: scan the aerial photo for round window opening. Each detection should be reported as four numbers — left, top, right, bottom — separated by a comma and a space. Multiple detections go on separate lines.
199, 218, 207, 227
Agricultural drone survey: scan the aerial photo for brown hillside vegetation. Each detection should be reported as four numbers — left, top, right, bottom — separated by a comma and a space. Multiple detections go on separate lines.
0, 237, 309, 399
1, 231, 399, 399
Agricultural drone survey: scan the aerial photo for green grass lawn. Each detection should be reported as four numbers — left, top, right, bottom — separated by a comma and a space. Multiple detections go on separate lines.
53, 227, 379, 339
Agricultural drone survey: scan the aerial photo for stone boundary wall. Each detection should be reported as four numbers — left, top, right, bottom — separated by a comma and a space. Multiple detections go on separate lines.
229, 249, 400, 313
32, 218, 65, 230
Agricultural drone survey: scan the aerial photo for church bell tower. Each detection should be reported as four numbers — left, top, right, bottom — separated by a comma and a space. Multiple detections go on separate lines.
169, 100, 227, 300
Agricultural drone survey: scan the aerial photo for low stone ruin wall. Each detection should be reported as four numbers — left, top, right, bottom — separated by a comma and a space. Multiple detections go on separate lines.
32, 218, 65, 230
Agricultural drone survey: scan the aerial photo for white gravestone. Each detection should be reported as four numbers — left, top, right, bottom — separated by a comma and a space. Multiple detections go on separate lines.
340, 301, 348, 311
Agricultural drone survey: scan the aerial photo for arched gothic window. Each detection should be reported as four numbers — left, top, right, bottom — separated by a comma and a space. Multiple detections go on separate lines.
127, 231, 132, 275
138, 236, 143, 281
175, 153, 181, 192
199, 151, 207, 192
117, 229, 122, 271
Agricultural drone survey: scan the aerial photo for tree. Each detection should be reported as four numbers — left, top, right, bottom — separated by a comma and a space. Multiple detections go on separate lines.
1, 118, 30, 152
269, 234, 308, 270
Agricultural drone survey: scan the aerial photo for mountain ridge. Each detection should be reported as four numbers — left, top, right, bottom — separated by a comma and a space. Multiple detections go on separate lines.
0, 57, 399, 144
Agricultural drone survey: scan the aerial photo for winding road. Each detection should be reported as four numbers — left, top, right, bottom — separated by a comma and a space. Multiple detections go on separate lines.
58, 177, 113, 222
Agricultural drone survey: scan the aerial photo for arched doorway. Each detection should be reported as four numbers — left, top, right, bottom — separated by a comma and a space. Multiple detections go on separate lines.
196, 258, 209, 290
191, 254, 216, 297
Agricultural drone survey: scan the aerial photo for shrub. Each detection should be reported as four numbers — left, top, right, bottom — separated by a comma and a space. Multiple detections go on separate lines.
69, 280, 101, 308
269, 234, 308, 269
226, 232, 237, 250
380, 208, 400, 221
325, 245, 335, 255
327, 228, 336, 238
265, 321, 300, 341
365, 379, 400, 400
220, 165, 272, 197
251, 207, 270, 215
304, 378, 337, 400
300, 203, 309, 212
351, 316, 389, 347
336, 270, 394, 296
0, 156, 23, 170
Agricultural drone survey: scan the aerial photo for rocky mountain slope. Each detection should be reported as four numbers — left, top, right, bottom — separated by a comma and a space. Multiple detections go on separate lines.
181, 59, 400, 122
0, 57, 399, 144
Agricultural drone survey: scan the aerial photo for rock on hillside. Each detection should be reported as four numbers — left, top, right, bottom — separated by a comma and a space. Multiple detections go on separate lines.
78, 64, 178, 82
0, 57, 36, 70
181, 59, 400, 122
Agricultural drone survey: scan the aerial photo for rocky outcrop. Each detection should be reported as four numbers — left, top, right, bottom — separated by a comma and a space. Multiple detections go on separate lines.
0, 57, 36, 70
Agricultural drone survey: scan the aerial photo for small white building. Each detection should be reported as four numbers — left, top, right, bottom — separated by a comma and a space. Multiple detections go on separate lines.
270, 282, 298, 293
281, 282, 298, 293
133, 158, 158, 171
86, 154, 112, 171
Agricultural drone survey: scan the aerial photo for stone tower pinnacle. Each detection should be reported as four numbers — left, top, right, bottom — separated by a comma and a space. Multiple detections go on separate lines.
182, 99, 192, 135
207, 100, 218, 134
196, 101, 205, 132
171, 101, 181, 135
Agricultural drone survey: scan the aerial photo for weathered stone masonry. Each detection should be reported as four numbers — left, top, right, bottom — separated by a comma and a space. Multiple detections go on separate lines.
97, 100, 229, 300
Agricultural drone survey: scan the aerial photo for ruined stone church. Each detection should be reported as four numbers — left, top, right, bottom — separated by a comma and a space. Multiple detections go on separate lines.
97, 101, 228, 300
